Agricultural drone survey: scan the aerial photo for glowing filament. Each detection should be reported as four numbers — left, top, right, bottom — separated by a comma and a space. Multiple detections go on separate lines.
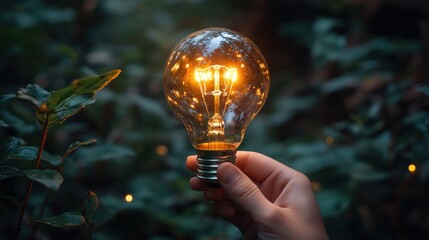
194, 65, 238, 149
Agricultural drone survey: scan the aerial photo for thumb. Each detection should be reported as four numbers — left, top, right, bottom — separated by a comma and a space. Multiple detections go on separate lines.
217, 163, 272, 218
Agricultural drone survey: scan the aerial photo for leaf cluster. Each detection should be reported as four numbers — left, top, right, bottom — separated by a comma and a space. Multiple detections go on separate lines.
1, 70, 120, 239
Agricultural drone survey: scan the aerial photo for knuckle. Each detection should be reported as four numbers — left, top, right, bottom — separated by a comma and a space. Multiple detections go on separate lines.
294, 172, 312, 187
233, 181, 259, 201
258, 206, 286, 228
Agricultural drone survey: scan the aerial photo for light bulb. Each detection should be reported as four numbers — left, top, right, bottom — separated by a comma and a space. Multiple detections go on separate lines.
163, 27, 269, 186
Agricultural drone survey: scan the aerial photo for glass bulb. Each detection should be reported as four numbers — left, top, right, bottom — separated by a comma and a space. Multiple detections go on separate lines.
163, 27, 269, 186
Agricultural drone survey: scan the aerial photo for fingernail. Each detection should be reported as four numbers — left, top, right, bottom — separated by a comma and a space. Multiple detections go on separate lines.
218, 163, 239, 184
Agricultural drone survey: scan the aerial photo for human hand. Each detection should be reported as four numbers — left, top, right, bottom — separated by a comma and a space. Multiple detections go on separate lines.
186, 151, 329, 240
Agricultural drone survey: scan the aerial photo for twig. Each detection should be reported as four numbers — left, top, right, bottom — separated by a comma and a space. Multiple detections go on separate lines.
14, 114, 50, 240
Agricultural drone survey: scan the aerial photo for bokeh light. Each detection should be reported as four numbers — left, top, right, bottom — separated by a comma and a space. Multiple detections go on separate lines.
124, 194, 133, 203
408, 164, 416, 174
311, 181, 322, 192
325, 136, 334, 145
156, 145, 168, 156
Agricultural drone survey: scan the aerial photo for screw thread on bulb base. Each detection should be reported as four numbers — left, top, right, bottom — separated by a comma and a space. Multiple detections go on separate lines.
197, 149, 237, 188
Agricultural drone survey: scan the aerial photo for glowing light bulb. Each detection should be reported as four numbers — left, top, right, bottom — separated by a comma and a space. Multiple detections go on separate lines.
163, 27, 270, 186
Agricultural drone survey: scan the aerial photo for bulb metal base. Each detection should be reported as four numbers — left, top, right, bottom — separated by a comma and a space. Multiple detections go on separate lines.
197, 149, 237, 188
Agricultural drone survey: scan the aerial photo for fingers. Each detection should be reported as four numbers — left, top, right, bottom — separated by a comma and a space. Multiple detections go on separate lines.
204, 188, 224, 201
217, 163, 273, 220
187, 151, 299, 183
186, 155, 197, 172
212, 200, 235, 219
212, 200, 258, 239
189, 176, 207, 191
236, 151, 297, 183
189, 177, 224, 201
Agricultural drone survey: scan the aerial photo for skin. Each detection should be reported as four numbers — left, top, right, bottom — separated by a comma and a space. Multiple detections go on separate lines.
186, 151, 329, 240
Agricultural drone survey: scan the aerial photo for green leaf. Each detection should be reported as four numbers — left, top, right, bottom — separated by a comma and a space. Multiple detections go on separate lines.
23, 84, 51, 107
8, 146, 37, 161
0, 165, 24, 180
0, 111, 35, 134
43, 94, 95, 127
287, 143, 356, 174
0, 137, 26, 162
42, 151, 63, 166
40, 69, 121, 127
0, 95, 35, 133
82, 191, 99, 222
349, 163, 388, 182
354, 131, 391, 162
269, 96, 317, 125
316, 189, 350, 218
0, 94, 15, 112
35, 212, 85, 228
47, 70, 121, 109
311, 18, 346, 66
24, 169, 64, 191
64, 139, 97, 158
320, 75, 360, 94
8, 146, 63, 166
74, 143, 135, 164
286, 142, 328, 156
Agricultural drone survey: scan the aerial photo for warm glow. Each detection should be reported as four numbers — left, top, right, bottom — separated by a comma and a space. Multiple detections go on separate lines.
195, 68, 212, 82
224, 68, 238, 82
156, 145, 168, 156
170, 63, 180, 72
194, 65, 238, 88
163, 28, 270, 182
311, 181, 321, 192
408, 164, 416, 173
193, 65, 240, 149
124, 194, 133, 202
325, 136, 334, 145
174, 90, 180, 97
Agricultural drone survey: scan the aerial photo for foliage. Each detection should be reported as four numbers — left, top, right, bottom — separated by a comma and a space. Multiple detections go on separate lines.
1, 0, 429, 240
0, 70, 120, 239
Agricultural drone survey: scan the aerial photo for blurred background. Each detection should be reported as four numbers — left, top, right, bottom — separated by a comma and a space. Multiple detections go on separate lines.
1, 0, 429, 239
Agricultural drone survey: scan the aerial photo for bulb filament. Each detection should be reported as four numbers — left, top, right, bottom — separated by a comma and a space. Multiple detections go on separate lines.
195, 65, 237, 150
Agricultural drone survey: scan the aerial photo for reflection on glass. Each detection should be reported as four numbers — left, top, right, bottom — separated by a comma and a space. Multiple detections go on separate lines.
163, 27, 269, 184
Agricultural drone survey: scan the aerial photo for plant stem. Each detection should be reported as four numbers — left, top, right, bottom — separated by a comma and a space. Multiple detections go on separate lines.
14, 115, 50, 240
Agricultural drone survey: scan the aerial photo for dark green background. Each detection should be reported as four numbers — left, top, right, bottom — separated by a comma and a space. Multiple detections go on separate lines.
1, 0, 429, 239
